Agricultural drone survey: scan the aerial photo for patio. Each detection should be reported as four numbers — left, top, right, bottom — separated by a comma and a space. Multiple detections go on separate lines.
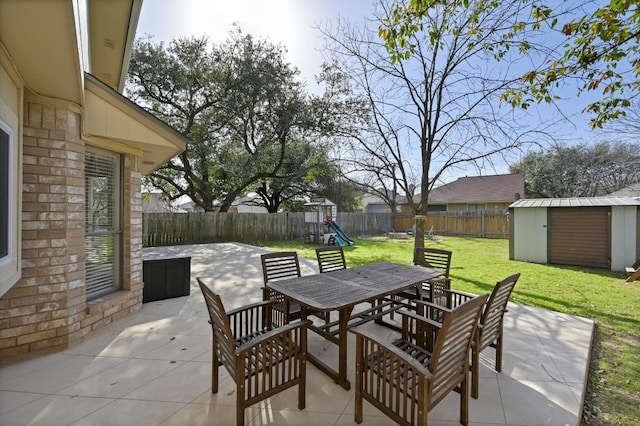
0, 242, 594, 426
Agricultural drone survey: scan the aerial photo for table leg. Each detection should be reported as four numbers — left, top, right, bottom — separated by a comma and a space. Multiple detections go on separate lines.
337, 306, 353, 390
302, 306, 352, 391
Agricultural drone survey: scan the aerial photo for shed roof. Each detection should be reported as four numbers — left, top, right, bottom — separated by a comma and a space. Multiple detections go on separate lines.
510, 197, 640, 208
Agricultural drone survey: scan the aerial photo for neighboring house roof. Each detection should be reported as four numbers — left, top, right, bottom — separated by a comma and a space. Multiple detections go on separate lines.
176, 194, 269, 213
360, 189, 402, 212
142, 193, 188, 213
510, 197, 640, 208
411, 174, 525, 204
607, 183, 640, 198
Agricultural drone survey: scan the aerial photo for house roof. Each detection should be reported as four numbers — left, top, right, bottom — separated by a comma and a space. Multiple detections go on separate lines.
510, 197, 640, 208
0, 0, 141, 102
1, 0, 186, 174
607, 183, 640, 198
420, 174, 525, 204
142, 193, 187, 213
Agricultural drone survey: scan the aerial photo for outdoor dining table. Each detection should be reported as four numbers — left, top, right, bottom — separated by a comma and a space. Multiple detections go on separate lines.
265, 261, 444, 390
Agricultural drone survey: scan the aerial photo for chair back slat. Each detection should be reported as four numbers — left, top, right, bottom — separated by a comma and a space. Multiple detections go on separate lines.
197, 278, 237, 380
429, 293, 488, 405
479, 273, 520, 349
415, 247, 452, 277
315, 247, 347, 273
261, 252, 301, 283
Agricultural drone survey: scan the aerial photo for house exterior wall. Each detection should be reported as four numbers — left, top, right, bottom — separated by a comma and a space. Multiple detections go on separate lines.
0, 97, 144, 360
487, 202, 510, 210
0, 61, 22, 294
447, 203, 467, 211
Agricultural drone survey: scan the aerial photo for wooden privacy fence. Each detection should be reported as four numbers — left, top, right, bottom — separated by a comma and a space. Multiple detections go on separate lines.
142, 211, 508, 247
394, 211, 509, 239
142, 212, 391, 247
143, 212, 306, 247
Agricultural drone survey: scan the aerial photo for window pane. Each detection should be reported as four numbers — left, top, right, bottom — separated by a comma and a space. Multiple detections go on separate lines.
85, 149, 121, 298
85, 234, 120, 295
0, 127, 8, 259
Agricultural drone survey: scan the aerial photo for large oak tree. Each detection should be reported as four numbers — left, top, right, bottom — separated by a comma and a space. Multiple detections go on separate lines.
127, 28, 352, 212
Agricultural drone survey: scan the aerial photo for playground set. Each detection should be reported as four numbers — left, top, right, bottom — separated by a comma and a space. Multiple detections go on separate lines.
304, 198, 355, 246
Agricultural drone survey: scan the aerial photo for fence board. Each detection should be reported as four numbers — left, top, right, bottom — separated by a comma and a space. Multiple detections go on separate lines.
142, 210, 508, 247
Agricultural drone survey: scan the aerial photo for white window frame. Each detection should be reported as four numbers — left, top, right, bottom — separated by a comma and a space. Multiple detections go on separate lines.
0, 118, 21, 295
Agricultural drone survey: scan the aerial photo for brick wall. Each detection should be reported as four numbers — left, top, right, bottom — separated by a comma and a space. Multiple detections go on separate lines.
0, 98, 144, 361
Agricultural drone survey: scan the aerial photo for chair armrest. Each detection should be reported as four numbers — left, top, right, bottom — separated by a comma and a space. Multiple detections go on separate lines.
442, 289, 477, 307
397, 308, 443, 330
226, 300, 275, 317
349, 326, 431, 377
413, 299, 452, 317
235, 319, 311, 356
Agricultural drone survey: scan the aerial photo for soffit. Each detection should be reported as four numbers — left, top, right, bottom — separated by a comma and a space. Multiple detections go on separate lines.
0, 0, 83, 104
89, 0, 141, 91
84, 74, 187, 175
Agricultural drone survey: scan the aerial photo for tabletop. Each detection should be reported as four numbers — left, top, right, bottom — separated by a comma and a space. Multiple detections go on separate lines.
266, 262, 443, 311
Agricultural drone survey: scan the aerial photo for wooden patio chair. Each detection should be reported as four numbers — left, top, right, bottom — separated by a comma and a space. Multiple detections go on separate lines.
625, 258, 640, 282
315, 246, 347, 273
350, 293, 489, 426
197, 278, 310, 426
415, 247, 453, 303
390, 247, 453, 318
260, 251, 328, 325
416, 272, 521, 399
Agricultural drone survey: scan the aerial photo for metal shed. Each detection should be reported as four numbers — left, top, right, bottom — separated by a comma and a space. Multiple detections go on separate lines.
509, 197, 640, 271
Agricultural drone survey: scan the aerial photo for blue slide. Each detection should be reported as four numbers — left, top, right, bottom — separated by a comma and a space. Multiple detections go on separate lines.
326, 221, 356, 246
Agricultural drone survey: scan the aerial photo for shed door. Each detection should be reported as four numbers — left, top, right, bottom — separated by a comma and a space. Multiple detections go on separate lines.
548, 207, 610, 268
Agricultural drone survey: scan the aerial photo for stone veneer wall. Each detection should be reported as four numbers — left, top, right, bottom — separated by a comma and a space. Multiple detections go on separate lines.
0, 98, 143, 360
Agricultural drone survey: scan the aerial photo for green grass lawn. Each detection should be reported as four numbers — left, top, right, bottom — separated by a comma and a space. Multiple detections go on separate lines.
261, 236, 640, 426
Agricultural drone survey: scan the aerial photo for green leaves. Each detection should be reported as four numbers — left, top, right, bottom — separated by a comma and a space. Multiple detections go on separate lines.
380, 0, 640, 128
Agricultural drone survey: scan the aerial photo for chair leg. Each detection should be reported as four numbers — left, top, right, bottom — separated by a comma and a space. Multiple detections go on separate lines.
299, 338, 307, 410
460, 372, 469, 426
236, 385, 244, 426
471, 345, 479, 399
236, 404, 244, 426
354, 341, 364, 424
495, 332, 504, 372
212, 341, 219, 394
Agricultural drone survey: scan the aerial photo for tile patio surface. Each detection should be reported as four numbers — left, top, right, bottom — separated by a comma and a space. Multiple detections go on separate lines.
0, 242, 594, 425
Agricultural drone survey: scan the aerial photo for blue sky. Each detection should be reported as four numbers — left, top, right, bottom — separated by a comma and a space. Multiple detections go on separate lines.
136, 0, 371, 89
135, 0, 603, 179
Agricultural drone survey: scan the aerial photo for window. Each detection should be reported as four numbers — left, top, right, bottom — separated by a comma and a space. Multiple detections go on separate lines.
85, 148, 122, 299
0, 125, 9, 260
468, 203, 485, 212
0, 118, 20, 294
427, 204, 447, 212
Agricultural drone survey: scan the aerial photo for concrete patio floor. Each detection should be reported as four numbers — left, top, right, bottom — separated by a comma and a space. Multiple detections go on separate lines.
0, 242, 594, 425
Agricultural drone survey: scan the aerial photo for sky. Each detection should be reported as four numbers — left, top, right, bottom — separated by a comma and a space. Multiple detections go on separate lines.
135, 0, 603, 181
136, 0, 372, 89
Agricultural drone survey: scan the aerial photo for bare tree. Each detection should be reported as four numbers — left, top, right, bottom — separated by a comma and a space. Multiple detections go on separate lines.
510, 141, 640, 197
604, 98, 640, 138
320, 0, 556, 261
